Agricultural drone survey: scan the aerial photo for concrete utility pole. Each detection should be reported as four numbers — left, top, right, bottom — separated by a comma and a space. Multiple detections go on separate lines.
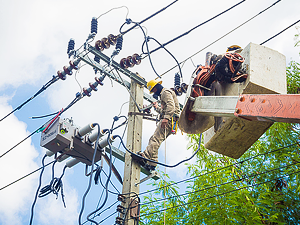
121, 80, 144, 225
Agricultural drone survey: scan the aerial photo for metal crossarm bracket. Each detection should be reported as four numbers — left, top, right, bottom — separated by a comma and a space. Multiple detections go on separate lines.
135, 170, 160, 186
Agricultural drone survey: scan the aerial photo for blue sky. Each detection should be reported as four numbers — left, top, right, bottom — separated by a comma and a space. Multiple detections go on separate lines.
0, 0, 299, 224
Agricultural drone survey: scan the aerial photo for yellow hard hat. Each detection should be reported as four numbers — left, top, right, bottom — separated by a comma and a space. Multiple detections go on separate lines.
147, 80, 162, 93
226, 45, 242, 52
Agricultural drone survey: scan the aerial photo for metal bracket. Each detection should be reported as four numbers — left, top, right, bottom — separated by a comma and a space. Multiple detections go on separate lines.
135, 170, 159, 186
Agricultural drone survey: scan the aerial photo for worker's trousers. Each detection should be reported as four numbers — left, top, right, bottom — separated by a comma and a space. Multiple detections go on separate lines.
144, 119, 172, 166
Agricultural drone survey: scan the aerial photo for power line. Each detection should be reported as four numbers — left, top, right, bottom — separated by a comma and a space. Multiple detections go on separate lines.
139, 162, 300, 206
78, 123, 102, 225
114, 133, 202, 168
29, 155, 47, 225
260, 19, 300, 45
160, 0, 282, 77
0, 94, 82, 159
149, 0, 246, 55
0, 159, 55, 191
139, 141, 299, 196
0, 125, 45, 158
139, 170, 300, 218
0, 76, 59, 123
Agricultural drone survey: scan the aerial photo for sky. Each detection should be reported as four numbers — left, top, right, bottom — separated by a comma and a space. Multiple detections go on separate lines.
0, 0, 299, 224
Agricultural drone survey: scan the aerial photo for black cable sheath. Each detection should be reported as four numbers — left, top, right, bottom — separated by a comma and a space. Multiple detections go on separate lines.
140, 170, 300, 218
0, 94, 82, 159
29, 154, 47, 225
160, 0, 282, 77
140, 161, 300, 206
139, 141, 299, 196
260, 19, 300, 45
149, 0, 246, 55
86, 129, 115, 224
0, 160, 55, 191
115, 133, 202, 168
78, 123, 102, 225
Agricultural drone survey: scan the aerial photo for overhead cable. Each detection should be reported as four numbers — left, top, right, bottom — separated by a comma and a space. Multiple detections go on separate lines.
78, 123, 102, 225
139, 170, 300, 218
0, 160, 55, 191
149, 0, 247, 55
160, 0, 282, 77
115, 133, 202, 168
140, 162, 300, 206
260, 19, 300, 45
0, 76, 59, 123
85, 117, 122, 224
139, 141, 299, 196
0, 94, 82, 159
29, 154, 48, 225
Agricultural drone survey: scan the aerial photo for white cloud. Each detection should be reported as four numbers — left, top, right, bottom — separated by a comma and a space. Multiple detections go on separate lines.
1, 0, 300, 224
0, 97, 39, 225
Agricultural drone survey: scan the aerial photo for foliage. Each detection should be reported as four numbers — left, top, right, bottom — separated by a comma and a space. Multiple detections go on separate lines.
140, 171, 188, 224
287, 61, 300, 94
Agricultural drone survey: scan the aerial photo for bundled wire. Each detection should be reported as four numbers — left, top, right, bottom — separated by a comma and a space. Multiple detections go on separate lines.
38, 161, 67, 208
85, 116, 122, 224
0, 75, 59, 123
78, 123, 102, 225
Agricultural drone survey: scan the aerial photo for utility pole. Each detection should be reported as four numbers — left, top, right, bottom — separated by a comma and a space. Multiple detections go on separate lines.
121, 79, 143, 225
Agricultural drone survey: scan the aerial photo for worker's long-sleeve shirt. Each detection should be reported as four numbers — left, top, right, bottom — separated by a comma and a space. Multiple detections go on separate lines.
155, 88, 180, 120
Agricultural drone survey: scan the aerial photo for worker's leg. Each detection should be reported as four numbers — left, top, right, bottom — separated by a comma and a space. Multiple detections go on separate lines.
143, 120, 172, 166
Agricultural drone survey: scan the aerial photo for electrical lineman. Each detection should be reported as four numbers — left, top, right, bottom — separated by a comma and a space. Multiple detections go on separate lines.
136, 80, 180, 171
